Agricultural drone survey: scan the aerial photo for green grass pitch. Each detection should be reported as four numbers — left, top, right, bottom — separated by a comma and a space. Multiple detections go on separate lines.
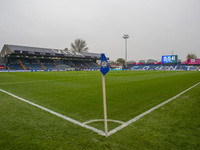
0, 70, 200, 149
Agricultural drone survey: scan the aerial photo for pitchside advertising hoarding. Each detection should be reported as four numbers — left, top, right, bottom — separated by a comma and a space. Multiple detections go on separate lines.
187, 59, 200, 65
162, 55, 178, 64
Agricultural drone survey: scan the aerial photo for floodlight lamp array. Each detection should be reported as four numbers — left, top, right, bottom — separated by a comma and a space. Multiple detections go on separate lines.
122, 34, 129, 39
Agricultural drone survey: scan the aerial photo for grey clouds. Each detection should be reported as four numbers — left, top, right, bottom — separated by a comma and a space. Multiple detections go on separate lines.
0, 0, 200, 61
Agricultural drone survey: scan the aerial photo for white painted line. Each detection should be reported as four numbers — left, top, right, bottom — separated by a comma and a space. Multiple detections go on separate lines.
83, 119, 125, 125
1, 81, 199, 137
0, 89, 105, 136
0, 79, 67, 85
108, 81, 200, 136
0, 77, 99, 85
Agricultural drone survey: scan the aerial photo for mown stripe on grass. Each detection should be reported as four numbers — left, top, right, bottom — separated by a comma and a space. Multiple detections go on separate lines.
108, 81, 200, 136
0, 89, 105, 136
1, 81, 199, 137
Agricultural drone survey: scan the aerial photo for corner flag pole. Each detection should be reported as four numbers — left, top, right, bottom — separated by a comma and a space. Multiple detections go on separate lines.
102, 74, 108, 137
100, 53, 109, 137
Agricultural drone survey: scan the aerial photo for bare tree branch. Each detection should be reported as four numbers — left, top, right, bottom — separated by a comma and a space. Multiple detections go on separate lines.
71, 39, 89, 52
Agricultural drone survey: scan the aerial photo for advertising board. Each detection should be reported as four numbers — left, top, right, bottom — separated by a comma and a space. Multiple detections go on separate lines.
187, 59, 200, 65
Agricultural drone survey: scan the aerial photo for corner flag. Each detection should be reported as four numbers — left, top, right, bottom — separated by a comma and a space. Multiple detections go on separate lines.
100, 53, 109, 137
100, 53, 109, 75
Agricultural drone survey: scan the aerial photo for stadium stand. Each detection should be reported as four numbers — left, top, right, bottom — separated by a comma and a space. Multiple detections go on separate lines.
86, 61, 100, 69
129, 64, 200, 71
0, 44, 199, 72
0, 44, 101, 71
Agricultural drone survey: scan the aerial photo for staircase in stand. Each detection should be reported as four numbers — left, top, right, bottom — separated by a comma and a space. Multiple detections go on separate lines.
85, 62, 90, 68
18, 59, 26, 70
41, 64, 46, 70
96, 63, 100, 67
70, 61, 77, 68
55, 64, 61, 69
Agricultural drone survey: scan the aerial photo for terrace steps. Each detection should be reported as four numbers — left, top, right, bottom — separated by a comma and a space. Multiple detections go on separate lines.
18, 59, 26, 70
41, 64, 46, 70
55, 64, 61, 69
85, 62, 90, 67
96, 63, 100, 67
70, 61, 77, 68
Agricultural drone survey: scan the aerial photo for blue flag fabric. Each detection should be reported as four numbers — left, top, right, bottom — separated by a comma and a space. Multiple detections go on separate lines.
100, 53, 109, 75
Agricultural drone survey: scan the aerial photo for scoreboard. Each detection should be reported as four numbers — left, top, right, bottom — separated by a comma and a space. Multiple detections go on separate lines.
162, 55, 178, 64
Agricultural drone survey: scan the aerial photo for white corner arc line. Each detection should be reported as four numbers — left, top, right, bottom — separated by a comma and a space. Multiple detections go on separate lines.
0, 89, 105, 136
108, 81, 200, 137
83, 119, 125, 125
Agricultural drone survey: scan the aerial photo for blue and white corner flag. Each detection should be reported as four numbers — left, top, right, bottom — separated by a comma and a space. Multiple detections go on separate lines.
100, 53, 109, 137
100, 53, 109, 76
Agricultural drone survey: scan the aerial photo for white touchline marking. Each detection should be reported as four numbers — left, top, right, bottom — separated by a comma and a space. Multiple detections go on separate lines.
1, 81, 199, 137
0, 77, 99, 85
83, 119, 125, 125
107, 81, 200, 137
0, 89, 105, 136
0, 79, 68, 85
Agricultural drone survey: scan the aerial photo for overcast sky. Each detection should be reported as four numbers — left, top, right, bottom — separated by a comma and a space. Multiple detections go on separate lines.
0, 0, 199, 61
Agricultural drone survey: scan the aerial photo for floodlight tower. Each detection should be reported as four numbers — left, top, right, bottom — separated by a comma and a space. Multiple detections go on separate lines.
123, 34, 129, 69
